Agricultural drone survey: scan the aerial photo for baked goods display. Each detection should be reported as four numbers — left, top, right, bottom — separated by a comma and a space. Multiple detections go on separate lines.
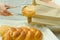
0, 25, 43, 40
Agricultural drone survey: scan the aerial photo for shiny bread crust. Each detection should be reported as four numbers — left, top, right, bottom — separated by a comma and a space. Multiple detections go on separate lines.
1, 26, 43, 40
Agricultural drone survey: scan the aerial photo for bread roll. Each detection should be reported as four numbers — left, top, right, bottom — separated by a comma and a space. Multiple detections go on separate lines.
22, 5, 35, 17
0, 26, 43, 40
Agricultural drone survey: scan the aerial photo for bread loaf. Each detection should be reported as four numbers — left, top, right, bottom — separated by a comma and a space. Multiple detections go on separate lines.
0, 26, 43, 40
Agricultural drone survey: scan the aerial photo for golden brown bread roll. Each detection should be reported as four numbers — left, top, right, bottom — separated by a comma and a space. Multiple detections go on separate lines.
0, 26, 43, 40
22, 5, 36, 23
22, 5, 35, 17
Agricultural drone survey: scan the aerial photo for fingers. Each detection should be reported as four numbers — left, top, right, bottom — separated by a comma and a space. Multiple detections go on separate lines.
0, 3, 12, 10
5, 4, 15, 9
3, 10, 12, 16
5, 5, 10, 9
0, 10, 12, 16
0, 3, 13, 16
5, 4, 13, 9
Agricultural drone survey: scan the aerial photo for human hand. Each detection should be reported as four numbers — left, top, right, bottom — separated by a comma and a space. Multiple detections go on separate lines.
0, 3, 12, 16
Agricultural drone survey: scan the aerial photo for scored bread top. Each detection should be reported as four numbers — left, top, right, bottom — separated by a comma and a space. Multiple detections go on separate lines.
0, 26, 43, 40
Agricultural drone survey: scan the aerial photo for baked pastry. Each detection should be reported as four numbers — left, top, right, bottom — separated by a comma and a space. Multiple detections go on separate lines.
0, 25, 11, 35
22, 5, 36, 23
22, 5, 35, 17
0, 26, 43, 40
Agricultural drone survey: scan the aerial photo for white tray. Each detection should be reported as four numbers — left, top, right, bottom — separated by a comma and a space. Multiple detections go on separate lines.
0, 20, 59, 40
